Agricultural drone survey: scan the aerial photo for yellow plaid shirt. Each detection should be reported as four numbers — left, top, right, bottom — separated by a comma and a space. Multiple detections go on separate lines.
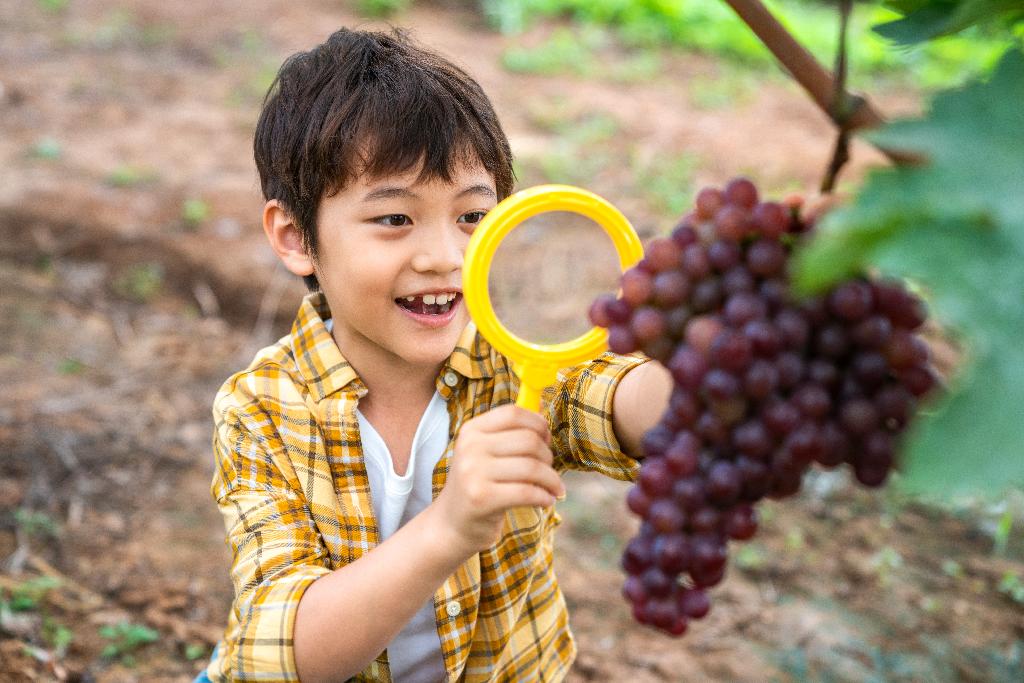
205, 292, 648, 682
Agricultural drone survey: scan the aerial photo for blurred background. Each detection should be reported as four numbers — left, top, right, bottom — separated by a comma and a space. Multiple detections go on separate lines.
2, 1, 1022, 681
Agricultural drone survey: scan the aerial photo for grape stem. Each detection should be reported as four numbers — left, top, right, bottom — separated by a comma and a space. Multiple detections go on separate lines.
721, 0, 923, 167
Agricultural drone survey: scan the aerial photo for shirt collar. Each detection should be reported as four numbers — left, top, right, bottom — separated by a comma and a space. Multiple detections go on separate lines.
291, 291, 494, 403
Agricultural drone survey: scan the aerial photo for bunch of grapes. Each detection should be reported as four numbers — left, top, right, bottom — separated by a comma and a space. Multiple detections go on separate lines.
588, 178, 939, 636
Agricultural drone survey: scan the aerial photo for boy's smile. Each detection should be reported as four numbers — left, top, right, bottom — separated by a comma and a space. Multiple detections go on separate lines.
297, 160, 497, 379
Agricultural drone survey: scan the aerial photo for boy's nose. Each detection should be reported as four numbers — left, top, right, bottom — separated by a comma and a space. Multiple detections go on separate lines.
411, 226, 464, 274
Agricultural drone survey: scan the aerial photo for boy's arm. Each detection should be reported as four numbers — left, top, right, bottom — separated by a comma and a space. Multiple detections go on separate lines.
540, 352, 671, 478
611, 359, 673, 459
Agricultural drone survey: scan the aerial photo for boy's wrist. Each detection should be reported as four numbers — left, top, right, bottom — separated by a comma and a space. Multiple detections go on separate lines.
421, 501, 481, 562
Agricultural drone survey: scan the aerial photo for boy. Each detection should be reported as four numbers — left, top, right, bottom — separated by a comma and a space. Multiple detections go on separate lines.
200, 27, 672, 683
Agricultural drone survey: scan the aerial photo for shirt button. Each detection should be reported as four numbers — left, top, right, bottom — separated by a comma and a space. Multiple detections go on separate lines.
445, 600, 461, 617
443, 371, 458, 387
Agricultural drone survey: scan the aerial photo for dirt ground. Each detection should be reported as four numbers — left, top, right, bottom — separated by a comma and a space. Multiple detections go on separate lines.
2, 1, 1022, 681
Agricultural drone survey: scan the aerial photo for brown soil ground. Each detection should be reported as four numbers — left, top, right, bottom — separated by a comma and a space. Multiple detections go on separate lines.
1, 1, 1021, 682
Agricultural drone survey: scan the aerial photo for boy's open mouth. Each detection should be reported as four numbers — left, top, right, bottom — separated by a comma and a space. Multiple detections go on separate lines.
395, 292, 461, 316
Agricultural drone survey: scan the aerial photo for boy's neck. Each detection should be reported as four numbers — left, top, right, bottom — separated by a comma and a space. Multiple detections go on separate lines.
329, 328, 441, 411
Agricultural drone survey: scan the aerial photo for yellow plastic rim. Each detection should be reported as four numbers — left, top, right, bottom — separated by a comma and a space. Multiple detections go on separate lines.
463, 184, 644, 411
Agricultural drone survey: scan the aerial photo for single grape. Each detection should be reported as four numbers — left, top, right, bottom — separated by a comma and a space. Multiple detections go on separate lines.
654, 533, 692, 573
703, 368, 741, 401
688, 506, 722, 534
762, 399, 801, 436
672, 477, 707, 512
622, 535, 655, 573
806, 358, 840, 389
722, 266, 756, 296
723, 504, 758, 540
776, 352, 805, 389
672, 223, 699, 248
828, 280, 874, 321
588, 293, 616, 328
851, 315, 893, 348
725, 292, 768, 327
608, 325, 638, 354
743, 320, 783, 357
666, 305, 692, 339
682, 244, 712, 279
744, 359, 780, 400
732, 420, 773, 459
678, 588, 711, 619
639, 458, 674, 497
670, 388, 701, 427
647, 238, 684, 272
746, 239, 787, 277
641, 424, 674, 458
653, 270, 691, 308
669, 346, 710, 390
714, 205, 749, 241
706, 461, 742, 505
900, 365, 938, 398
724, 177, 758, 208
839, 398, 880, 436
631, 306, 668, 344
690, 278, 724, 313
711, 330, 754, 373
708, 239, 742, 272
626, 484, 652, 516
642, 566, 675, 597
775, 309, 810, 349
815, 324, 850, 359
751, 201, 791, 238
695, 187, 725, 220
817, 421, 850, 467
851, 351, 890, 390
792, 383, 831, 420
684, 315, 724, 355
606, 298, 633, 324
649, 499, 686, 533
621, 268, 654, 307
665, 431, 701, 476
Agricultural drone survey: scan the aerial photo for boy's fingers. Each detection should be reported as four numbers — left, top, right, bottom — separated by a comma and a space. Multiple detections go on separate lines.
474, 405, 550, 440
486, 430, 553, 463
490, 457, 565, 498
490, 482, 557, 510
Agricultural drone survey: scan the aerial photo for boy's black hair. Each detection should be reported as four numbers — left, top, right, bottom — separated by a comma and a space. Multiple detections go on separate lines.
254, 27, 516, 291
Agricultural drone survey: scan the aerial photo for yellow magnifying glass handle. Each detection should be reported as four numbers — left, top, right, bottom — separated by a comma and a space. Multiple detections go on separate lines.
463, 184, 645, 412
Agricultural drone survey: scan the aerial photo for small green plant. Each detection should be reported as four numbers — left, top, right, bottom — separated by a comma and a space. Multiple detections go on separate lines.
29, 137, 62, 160
185, 643, 208, 661
57, 357, 86, 375
106, 164, 158, 187
998, 572, 1024, 604
182, 198, 211, 228
36, 0, 68, 12
43, 618, 74, 657
357, 0, 410, 17
100, 621, 160, 666
734, 544, 766, 571
869, 546, 904, 586
941, 558, 964, 579
113, 263, 164, 303
14, 509, 60, 539
3, 576, 62, 612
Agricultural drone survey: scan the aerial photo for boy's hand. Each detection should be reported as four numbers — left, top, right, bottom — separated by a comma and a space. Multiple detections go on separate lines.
434, 405, 565, 555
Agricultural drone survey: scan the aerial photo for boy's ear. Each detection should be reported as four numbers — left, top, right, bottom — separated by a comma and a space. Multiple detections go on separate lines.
263, 200, 315, 277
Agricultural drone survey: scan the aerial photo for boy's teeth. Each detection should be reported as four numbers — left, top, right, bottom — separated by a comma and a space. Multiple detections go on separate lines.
422, 294, 436, 305
404, 296, 415, 302
436, 293, 449, 305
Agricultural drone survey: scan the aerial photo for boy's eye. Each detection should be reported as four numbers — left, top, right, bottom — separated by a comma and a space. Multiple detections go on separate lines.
375, 214, 411, 227
459, 211, 488, 225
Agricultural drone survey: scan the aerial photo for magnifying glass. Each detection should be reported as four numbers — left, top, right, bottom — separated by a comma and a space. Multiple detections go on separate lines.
463, 184, 644, 412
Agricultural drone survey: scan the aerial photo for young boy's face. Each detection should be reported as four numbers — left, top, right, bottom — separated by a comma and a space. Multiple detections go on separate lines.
313, 159, 498, 375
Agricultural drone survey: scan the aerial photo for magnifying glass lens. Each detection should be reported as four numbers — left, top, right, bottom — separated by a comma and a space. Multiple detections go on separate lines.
490, 211, 622, 346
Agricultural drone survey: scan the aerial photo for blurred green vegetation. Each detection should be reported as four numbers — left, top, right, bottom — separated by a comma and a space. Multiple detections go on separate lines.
477, 0, 1017, 88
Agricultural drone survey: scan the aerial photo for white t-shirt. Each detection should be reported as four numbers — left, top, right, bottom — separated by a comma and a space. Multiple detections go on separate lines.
332, 315, 450, 682
356, 392, 449, 682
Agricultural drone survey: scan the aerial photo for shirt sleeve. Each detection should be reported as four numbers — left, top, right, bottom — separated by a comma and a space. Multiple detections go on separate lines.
210, 394, 332, 683
541, 350, 651, 480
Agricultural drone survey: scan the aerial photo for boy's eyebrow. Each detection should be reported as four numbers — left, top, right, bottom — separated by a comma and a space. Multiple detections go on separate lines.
456, 184, 498, 200
361, 184, 497, 203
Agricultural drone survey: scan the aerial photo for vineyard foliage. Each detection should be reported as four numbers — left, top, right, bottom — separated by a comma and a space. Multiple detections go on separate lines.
795, 1, 1024, 498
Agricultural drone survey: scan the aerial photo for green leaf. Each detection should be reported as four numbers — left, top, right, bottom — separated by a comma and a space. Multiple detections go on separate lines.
794, 48, 1024, 497
875, 0, 1024, 44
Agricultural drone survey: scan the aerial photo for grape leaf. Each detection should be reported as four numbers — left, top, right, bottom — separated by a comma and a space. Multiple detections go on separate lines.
875, 0, 1024, 44
793, 48, 1024, 496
